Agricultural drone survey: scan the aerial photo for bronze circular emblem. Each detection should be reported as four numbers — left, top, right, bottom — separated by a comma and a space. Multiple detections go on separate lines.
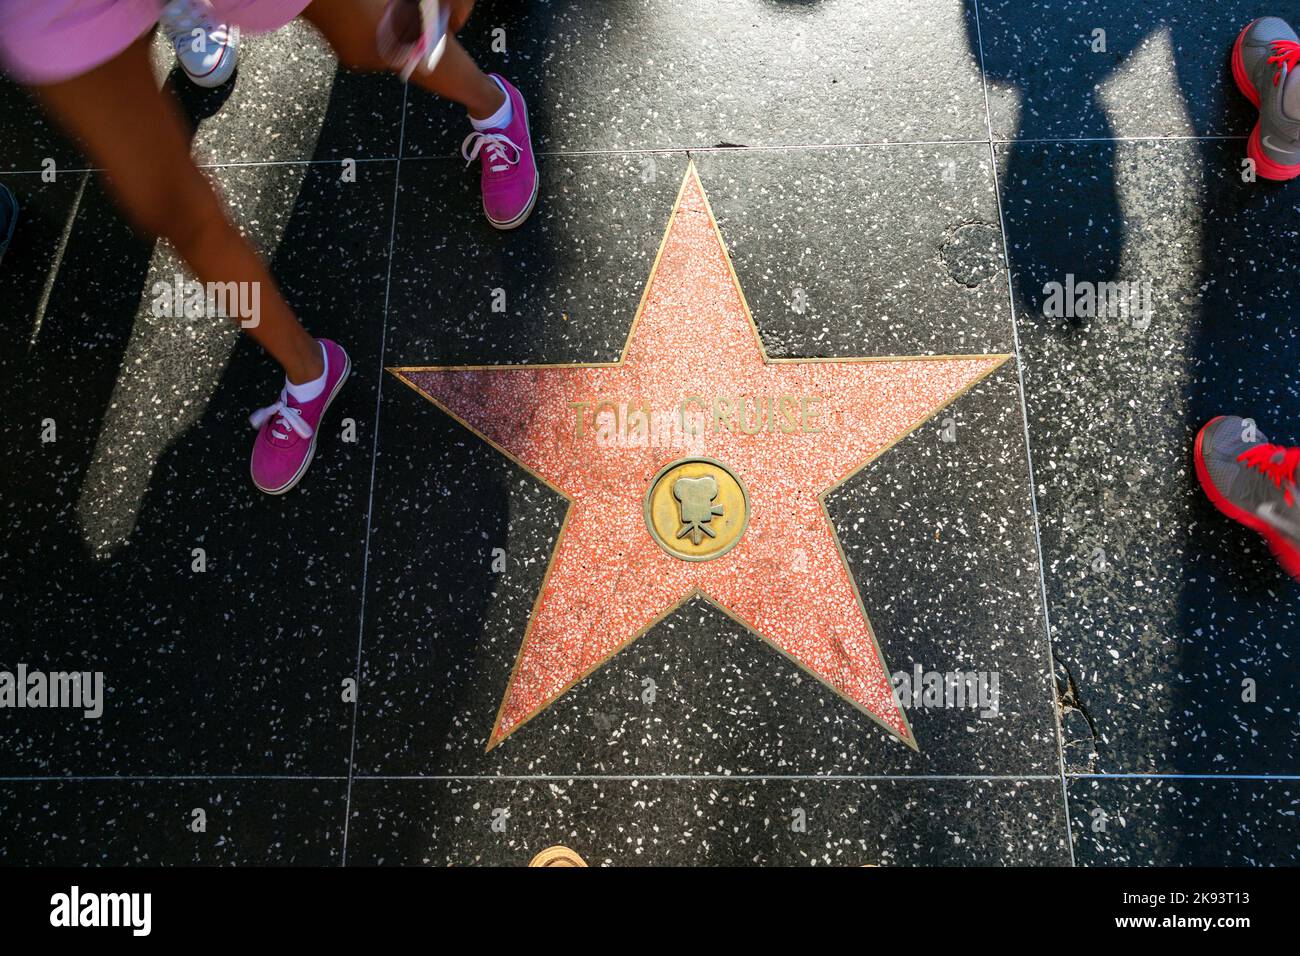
528, 845, 588, 867
644, 457, 750, 562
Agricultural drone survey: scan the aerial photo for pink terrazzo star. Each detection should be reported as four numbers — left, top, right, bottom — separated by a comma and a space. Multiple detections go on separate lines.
392, 163, 1009, 751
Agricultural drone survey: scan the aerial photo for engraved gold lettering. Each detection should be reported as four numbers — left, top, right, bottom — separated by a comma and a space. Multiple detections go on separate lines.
712, 395, 736, 433
779, 395, 799, 433
627, 401, 650, 443
738, 394, 765, 435
573, 395, 830, 442
801, 395, 824, 433
679, 395, 705, 436
570, 400, 590, 439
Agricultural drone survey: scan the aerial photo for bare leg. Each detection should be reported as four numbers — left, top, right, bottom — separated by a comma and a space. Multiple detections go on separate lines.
33, 35, 324, 384
301, 0, 506, 119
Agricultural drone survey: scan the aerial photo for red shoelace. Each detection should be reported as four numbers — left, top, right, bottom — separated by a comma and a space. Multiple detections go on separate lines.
1237, 442, 1300, 506
1267, 39, 1300, 86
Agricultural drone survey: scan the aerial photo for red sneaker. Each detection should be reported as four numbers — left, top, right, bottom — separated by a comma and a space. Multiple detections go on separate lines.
1231, 17, 1300, 180
1194, 415, 1300, 579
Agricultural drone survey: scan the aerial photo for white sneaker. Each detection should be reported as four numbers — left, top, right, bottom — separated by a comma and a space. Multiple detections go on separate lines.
160, 0, 240, 88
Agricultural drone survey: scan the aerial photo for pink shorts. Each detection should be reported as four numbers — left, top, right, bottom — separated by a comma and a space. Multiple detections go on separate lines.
0, 0, 315, 85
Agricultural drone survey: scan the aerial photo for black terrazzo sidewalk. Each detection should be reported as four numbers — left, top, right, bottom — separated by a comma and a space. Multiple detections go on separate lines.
0, 0, 1296, 866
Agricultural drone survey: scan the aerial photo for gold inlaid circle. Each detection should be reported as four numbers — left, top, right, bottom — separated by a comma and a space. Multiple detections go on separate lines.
644, 457, 750, 562
528, 845, 588, 867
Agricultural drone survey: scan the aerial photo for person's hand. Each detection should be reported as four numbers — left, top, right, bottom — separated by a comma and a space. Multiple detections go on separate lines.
377, 0, 424, 67
445, 0, 476, 33
377, 0, 471, 76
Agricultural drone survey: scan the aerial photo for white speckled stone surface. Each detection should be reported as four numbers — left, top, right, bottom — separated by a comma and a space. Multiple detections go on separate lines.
0, 0, 1296, 867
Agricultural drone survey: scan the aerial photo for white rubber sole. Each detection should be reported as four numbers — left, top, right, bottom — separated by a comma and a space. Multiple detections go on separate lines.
487, 169, 540, 231
251, 350, 351, 496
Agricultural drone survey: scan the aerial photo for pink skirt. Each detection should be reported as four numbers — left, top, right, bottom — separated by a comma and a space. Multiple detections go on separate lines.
0, 0, 315, 85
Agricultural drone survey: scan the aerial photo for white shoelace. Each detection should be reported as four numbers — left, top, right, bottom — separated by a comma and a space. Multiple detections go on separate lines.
160, 0, 206, 51
249, 390, 313, 442
159, 0, 226, 54
461, 131, 521, 173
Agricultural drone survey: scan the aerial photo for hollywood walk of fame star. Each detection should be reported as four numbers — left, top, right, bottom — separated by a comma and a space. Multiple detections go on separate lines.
391, 162, 1009, 751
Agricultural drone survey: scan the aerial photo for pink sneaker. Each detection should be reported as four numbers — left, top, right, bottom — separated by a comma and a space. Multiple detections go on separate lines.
460, 75, 539, 230
248, 339, 351, 495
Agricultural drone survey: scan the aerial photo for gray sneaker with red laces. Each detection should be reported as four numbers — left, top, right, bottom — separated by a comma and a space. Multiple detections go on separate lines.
1195, 415, 1300, 578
